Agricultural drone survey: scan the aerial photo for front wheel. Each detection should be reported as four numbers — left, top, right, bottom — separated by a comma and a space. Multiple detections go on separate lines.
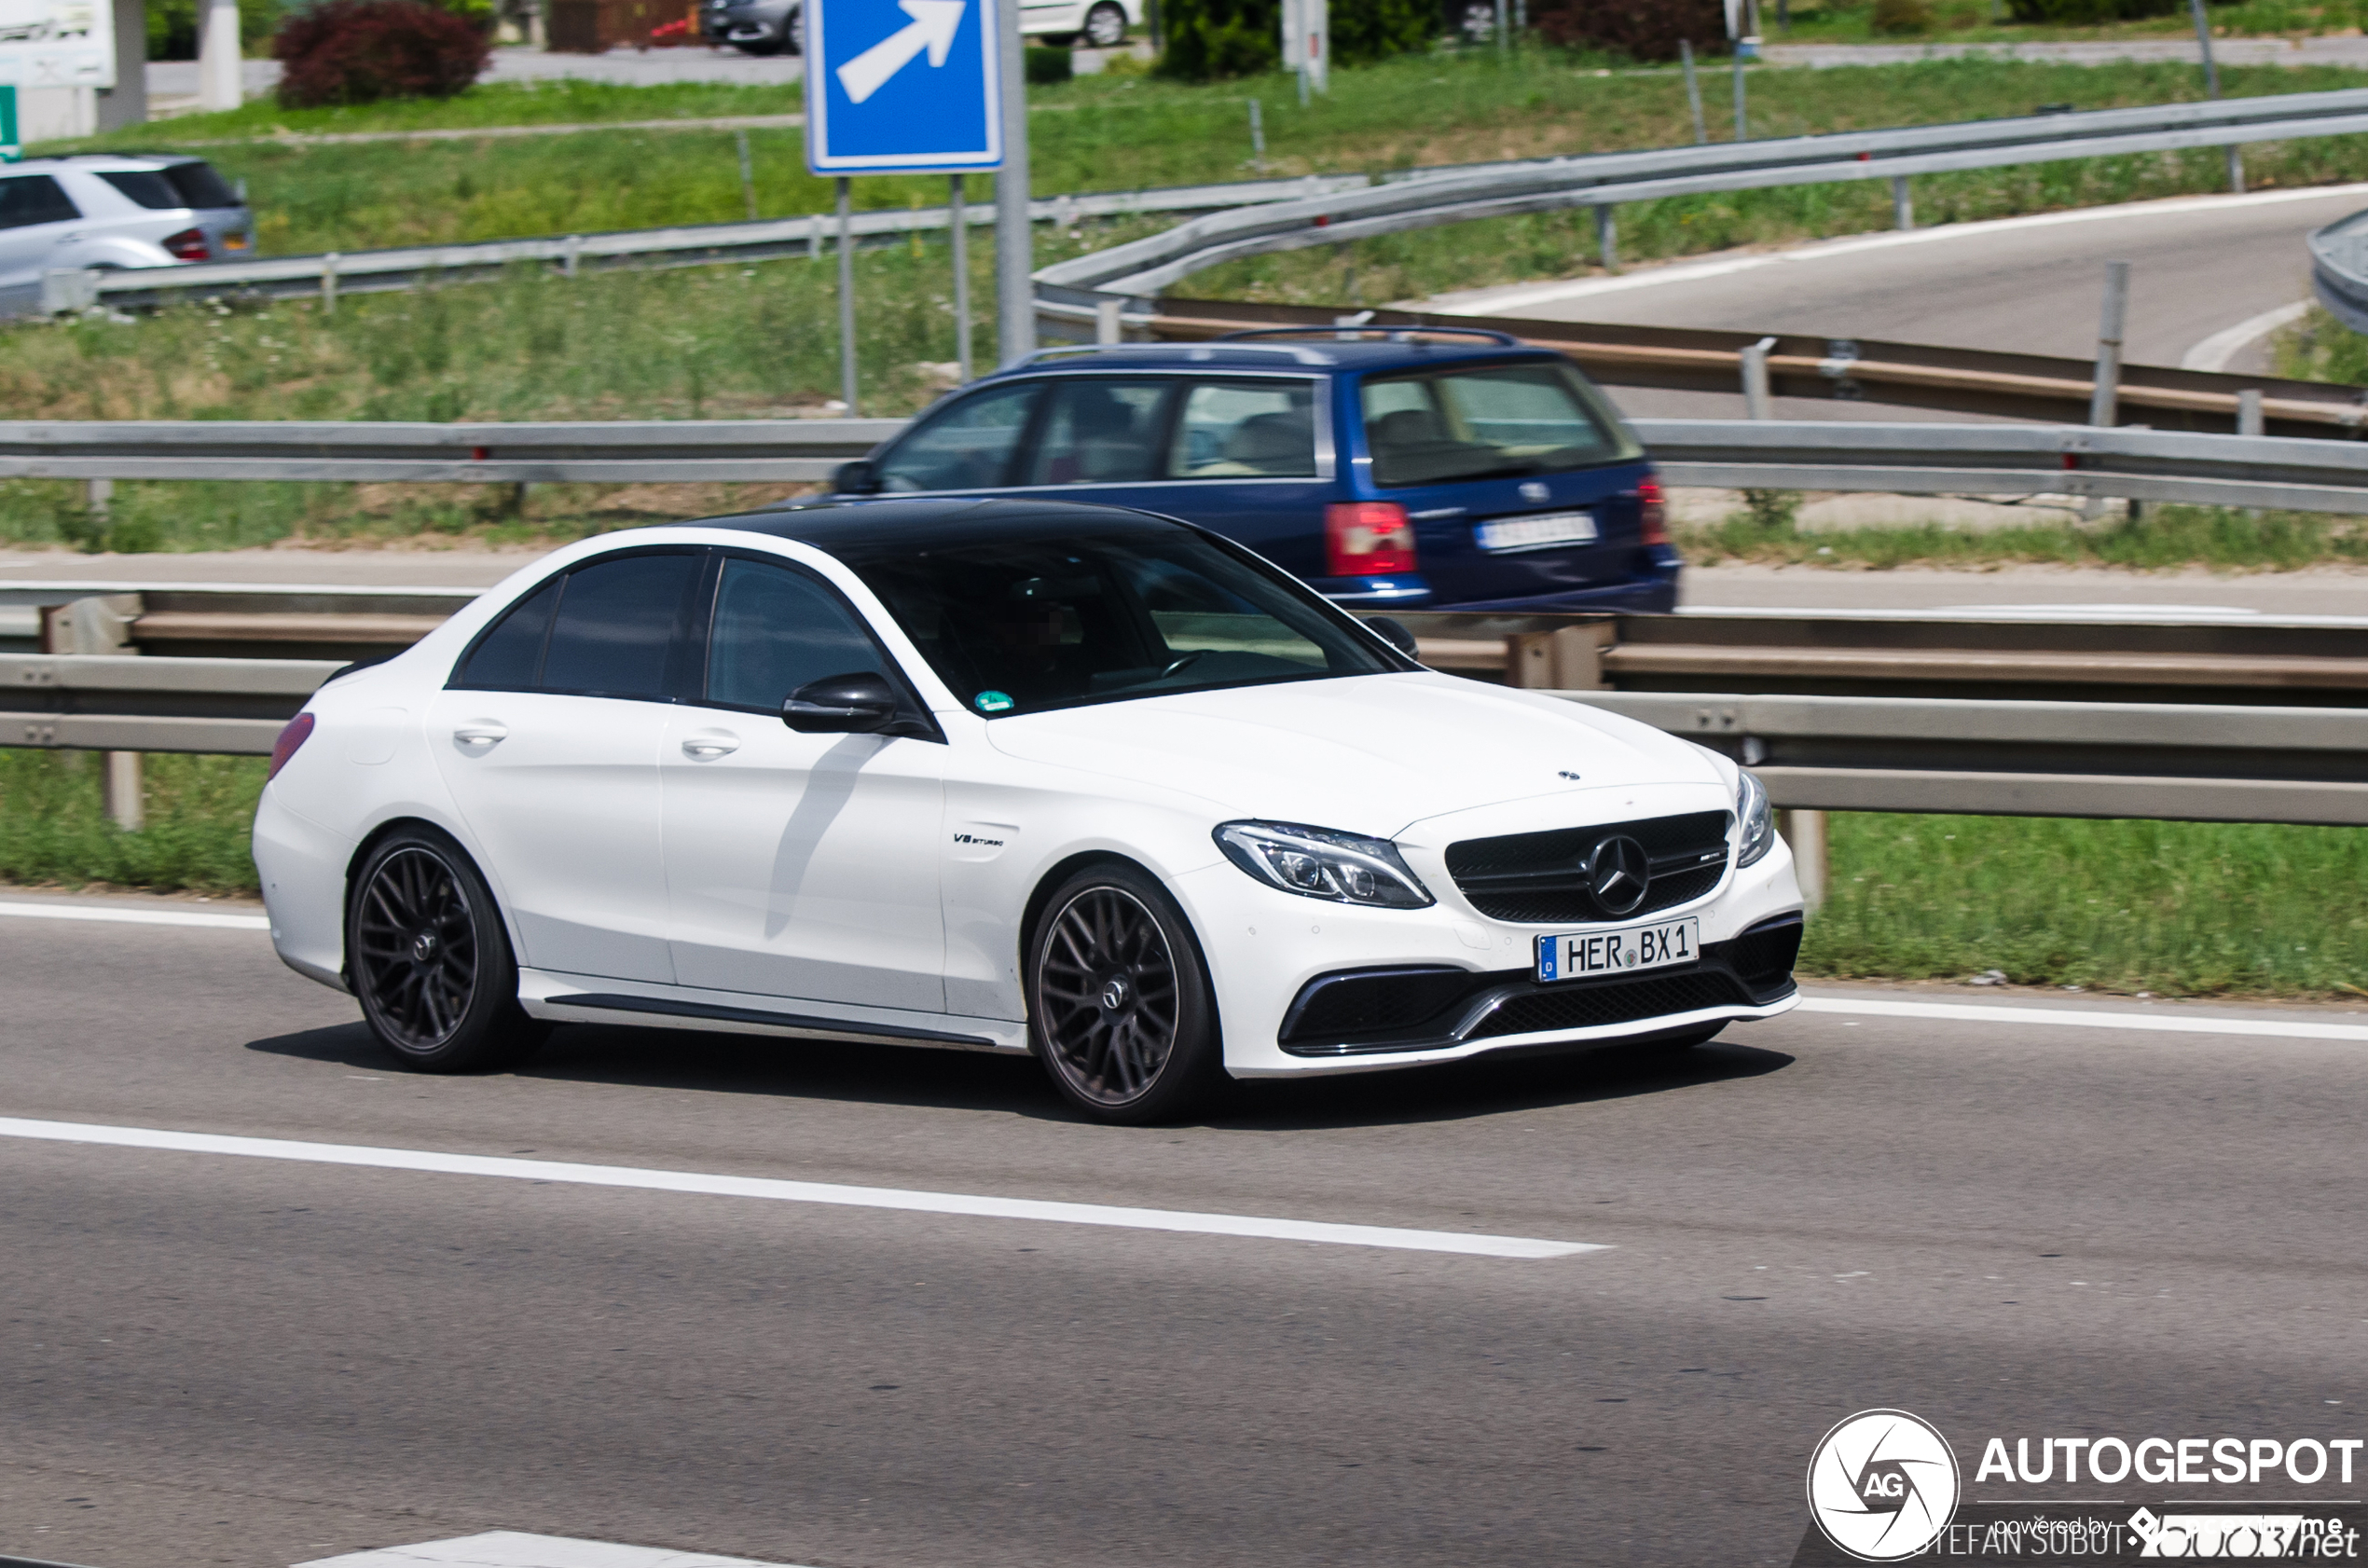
348, 827, 547, 1073
1081, 1, 1126, 47
1026, 862, 1223, 1123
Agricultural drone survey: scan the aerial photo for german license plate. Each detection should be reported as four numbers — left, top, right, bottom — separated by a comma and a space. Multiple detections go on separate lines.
1535, 916, 1700, 983
1474, 511, 1598, 553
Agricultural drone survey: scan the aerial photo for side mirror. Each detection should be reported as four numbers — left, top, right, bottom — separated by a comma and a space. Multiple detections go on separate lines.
1366, 615, 1419, 658
833, 460, 881, 496
783, 670, 900, 734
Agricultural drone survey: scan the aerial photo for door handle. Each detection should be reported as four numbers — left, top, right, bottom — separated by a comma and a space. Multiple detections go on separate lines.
452, 722, 507, 749
681, 733, 740, 760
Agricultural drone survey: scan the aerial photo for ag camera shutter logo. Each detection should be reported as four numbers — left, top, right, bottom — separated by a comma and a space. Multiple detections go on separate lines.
1807, 1409, 1962, 1561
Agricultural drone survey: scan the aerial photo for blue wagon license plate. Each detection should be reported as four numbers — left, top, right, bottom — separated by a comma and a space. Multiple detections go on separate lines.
1535, 916, 1700, 983
1474, 512, 1598, 553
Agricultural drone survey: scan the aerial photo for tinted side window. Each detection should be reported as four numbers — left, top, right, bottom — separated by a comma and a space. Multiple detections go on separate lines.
453, 578, 559, 690
1021, 378, 1170, 487
0, 176, 82, 230
96, 171, 185, 210
876, 383, 1041, 492
539, 553, 706, 701
706, 558, 887, 710
1166, 379, 1316, 478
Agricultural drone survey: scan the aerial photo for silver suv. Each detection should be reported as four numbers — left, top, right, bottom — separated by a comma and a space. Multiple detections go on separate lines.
0, 154, 254, 316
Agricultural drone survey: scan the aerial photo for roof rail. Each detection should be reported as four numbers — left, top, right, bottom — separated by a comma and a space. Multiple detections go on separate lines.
1019, 340, 1333, 365
1213, 324, 1524, 347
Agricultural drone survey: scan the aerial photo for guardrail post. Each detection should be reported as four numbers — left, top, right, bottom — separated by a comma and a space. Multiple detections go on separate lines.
85, 478, 112, 530
1741, 336, 1775, 420
322, 252, 339, 314
1891, 176, 1912, 232
2237, 387, 2264, 437
1778, 808, 1827, 913
1681, 40, 1707, 145
1505, 625, 1612, 690
561, 235, 582, 279
103, 749, 145, 832
1731, 51, 1748, 142
1096, 296, 1124, 344
736, 129, 759, 222
41, 596, 146, 830
2088, 260, 2128, 431
1594, 205, 1618, 274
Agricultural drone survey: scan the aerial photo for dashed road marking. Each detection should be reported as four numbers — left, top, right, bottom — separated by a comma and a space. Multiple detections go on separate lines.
1799, 995, 2368, 1043
295, 1531, 809, 1568
0, 1117, 1604, 1260
0, 899, 270, 930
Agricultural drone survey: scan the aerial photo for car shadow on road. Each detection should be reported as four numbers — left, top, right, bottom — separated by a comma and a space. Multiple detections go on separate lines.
245, 1019, 1795, 1131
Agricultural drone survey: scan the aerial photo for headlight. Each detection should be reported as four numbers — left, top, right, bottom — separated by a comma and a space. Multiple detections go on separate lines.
1214, 820, 1434, 909
1735, 768, 1774, 869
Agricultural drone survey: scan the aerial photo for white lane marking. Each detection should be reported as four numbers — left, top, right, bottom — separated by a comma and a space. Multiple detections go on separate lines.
0, 1117, 1603, 1260
0, 900, 270, 930
1442, 183, 2368, 317
295, 1531, 807, 1568
1799, 995, 2368, 1042
2181, 298, 2311, 371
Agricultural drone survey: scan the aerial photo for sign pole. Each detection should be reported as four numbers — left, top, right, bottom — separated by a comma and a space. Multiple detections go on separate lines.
835, 175, 858, 415
950, 172, 972, 382
993, 0, 1032, 364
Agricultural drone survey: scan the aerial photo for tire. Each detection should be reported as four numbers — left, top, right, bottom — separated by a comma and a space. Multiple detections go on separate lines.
347, 826, 548, 1073
1081, 1, 1126, 47
1026, 861, 1224, 1124
734, 34, 784, 54
1038, 31, 1078, 46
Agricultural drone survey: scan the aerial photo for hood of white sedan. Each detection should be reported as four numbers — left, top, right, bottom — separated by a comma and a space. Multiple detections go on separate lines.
982, 671, 1721, 838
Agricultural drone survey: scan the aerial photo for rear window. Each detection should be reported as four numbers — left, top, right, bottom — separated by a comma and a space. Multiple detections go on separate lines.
0, 175, 81, 230
164, 162, 240, 210
1359, 360, 1639, 488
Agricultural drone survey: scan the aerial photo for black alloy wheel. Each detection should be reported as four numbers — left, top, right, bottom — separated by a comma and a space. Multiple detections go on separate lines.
349, 828, 545, 1072
1027, 864, 1222, 1122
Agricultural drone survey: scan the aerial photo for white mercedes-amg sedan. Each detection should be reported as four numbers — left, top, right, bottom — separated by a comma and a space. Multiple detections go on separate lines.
255, 500, 1804, 1122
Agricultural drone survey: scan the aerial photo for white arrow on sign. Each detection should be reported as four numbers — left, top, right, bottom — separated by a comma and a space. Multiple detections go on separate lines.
834, 0, 968, 104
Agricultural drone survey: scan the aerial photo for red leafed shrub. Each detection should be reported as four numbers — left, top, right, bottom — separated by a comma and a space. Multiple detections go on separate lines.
1532, 0, 1728, 62
273, 0, 491, 109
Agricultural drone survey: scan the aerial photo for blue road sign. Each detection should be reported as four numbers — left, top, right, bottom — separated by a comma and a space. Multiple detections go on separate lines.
807, 0, 1004, 174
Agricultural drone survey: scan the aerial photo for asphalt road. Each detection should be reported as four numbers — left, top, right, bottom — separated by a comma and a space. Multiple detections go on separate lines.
5, 897, 2364, 1568
1441, 185, 2368, 414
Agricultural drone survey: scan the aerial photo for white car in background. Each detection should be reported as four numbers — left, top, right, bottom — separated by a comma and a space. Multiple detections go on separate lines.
254, 500, 1803, 1123
0, 155, 253, 315
1019, 0, 1136, 48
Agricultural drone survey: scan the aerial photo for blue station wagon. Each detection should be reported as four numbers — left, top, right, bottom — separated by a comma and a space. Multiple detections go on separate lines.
830, 328, 1681, 613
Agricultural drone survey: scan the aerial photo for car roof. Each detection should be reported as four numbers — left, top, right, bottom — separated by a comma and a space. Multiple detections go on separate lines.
978, 337, 1563, 378
668, 495, 1194, 556
7, 153, 213, 173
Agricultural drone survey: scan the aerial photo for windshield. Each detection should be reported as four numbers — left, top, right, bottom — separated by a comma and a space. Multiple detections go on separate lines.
1359, 359, 1640, 488
832, 519, 1401, 718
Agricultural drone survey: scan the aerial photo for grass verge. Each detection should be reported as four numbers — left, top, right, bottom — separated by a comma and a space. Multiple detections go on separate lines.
47, 55, 2368, 254
1675, 502, 2368, 571
1800, 812, 2368, 997
0, 751, 268, 895
4, 750, 2358, 1000
1770, 0, 2368, 45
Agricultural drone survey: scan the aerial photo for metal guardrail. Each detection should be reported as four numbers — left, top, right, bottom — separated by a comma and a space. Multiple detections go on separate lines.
9, 583, 2368, 825
1039, 88, 2368, 298
1144, 297, 2368, 438
2309, 205, 2368, 336
10, 416, 2368, 512
29, 174, 1373, 316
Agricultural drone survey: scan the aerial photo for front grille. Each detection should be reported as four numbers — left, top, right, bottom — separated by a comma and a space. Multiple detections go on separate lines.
1464, 970, 1751, 1040
1444, 809, 1732, 924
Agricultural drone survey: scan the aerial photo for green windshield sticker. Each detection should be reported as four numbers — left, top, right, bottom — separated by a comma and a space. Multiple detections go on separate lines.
973, 690, 1015, 713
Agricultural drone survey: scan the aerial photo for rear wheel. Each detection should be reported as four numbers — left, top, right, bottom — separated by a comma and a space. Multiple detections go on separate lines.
1026, 863, 1222, 1123
348, 827, 546, 1073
